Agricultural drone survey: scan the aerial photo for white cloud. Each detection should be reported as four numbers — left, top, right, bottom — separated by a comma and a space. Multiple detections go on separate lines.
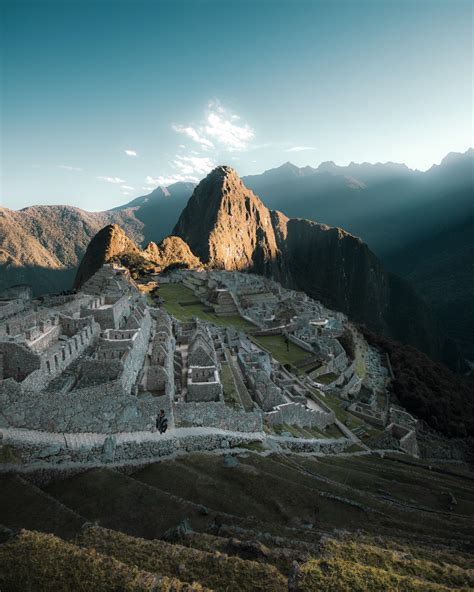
144, 172, 200, 188
204, 108, 254, 151
173, 155, 215, 176
172, 124, 214, 149
58, 165, 83, 171
98, 176, 125, 184
121, 185, 135, 190
286, 146, 317, 153
172, 100, 255, 152
122, 191, 130, 196
124, 149, 138, 157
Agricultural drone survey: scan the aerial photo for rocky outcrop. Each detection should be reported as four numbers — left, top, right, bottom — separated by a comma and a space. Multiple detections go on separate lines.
143, 236, 201, 270
74, 224, 142, 288
74, 227, 202, 288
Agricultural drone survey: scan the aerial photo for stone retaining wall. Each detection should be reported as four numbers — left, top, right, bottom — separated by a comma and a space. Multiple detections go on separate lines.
174, 401, 263, 432
274, 436, 351, 454
0, 431, 258, 468
0, 428, 351, 471
0, 380, 159, 433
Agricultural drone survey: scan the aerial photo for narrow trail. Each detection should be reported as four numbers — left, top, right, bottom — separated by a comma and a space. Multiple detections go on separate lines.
1, 425, 351, 449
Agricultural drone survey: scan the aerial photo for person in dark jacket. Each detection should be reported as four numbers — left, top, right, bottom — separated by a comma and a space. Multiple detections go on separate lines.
156, 409, 168, 434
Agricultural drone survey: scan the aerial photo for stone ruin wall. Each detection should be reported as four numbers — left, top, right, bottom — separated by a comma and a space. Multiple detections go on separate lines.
0, 299, 27, 321
0, 379, 160, 433
265, 401, 335, 430
0, 429, 351, 470
0, 318, 99, 395
0, 308, 153, 433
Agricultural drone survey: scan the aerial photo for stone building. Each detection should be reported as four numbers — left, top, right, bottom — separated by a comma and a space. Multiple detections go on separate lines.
0, 264, 160, 433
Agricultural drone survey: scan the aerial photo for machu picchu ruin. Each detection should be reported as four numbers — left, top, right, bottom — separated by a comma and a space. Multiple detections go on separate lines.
0, 261, 421, 468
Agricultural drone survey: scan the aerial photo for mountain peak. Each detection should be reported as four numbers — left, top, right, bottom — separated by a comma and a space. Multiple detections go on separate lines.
173, 166, 279, 271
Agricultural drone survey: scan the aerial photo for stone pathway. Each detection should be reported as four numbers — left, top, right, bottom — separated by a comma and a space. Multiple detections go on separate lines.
1, 424, 352, 451
1, 425, 258, 449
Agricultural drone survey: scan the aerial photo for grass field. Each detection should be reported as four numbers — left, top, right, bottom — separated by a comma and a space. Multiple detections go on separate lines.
1, 452, 473, 590
155, 283, 254, 330
250, 334, 310, 366
314, 372, 338, 385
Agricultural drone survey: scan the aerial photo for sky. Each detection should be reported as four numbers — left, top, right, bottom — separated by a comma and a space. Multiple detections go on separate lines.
1, 0, 472, 211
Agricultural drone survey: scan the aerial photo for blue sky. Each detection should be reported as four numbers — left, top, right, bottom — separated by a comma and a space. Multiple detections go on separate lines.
1, 0, 472, 211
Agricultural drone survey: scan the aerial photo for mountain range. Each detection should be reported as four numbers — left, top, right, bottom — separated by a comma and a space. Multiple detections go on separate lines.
1, 149, 472, 358
74, 166, 456, 369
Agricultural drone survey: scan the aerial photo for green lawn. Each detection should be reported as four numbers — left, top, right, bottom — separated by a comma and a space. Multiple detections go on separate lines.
250, 335, 310, 366
155, 283, 254, 331
220, 363, 242, 408
315, 372, 339, 385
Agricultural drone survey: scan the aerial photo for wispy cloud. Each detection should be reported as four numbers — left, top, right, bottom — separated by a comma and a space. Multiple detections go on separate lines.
285, 146, 317, 153
98, 176, 125, 184
58, 165, 83, 171
124, 149, 138, 157
172, 125, 214, 149
172, 100, 254, 152
173, 155, 215, 176
121, 185, 135, 190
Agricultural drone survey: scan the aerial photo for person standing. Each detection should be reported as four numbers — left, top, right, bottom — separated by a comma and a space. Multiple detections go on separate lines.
156, 409, 168, 434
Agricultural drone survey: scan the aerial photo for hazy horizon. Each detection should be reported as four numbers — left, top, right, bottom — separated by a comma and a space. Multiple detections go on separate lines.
1, 0, 472, 211
1, 147, 472, 213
